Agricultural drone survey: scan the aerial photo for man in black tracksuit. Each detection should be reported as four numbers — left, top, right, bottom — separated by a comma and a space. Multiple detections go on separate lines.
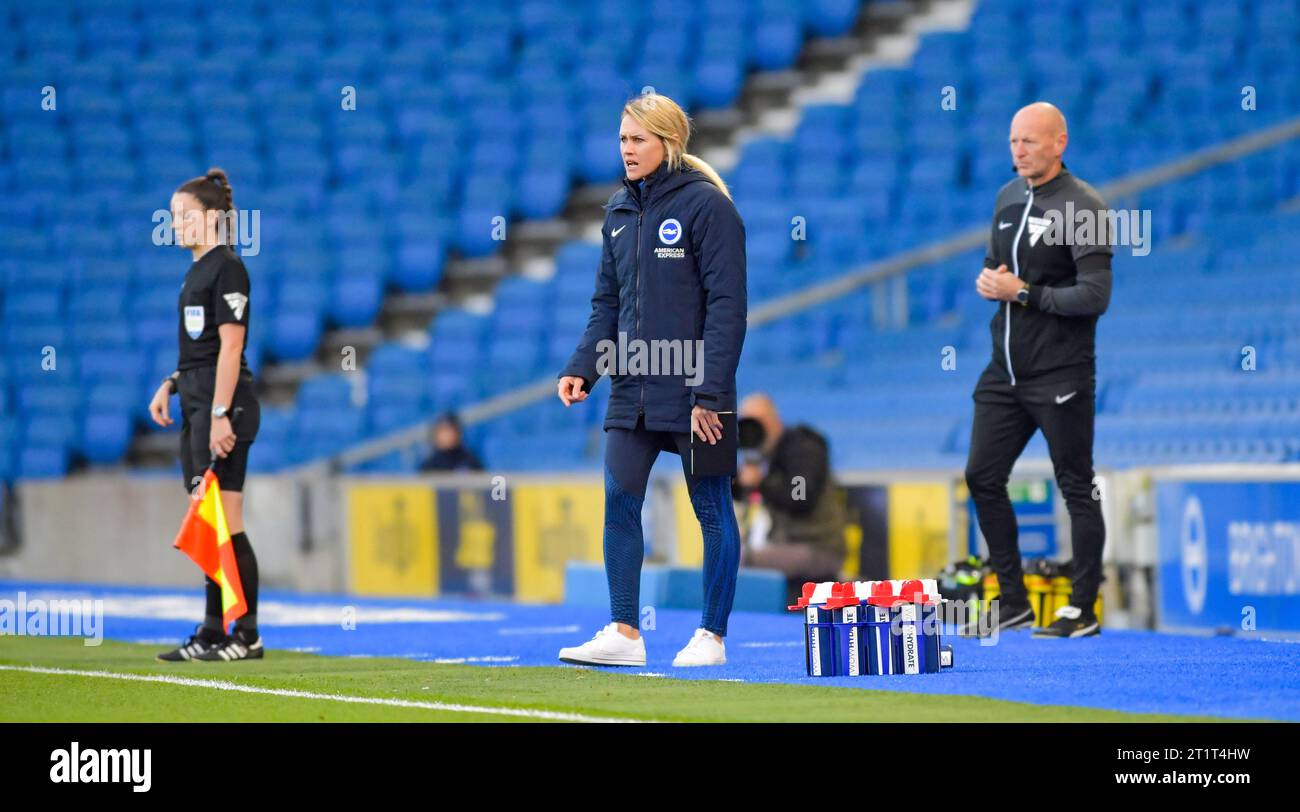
966, 102, 1112, 639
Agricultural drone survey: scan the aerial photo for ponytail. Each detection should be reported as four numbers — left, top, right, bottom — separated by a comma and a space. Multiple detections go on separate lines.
203, 167, 234, 212
681, 153, 732, 201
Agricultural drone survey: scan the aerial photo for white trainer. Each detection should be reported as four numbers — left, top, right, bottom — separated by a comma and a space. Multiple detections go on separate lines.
672, 628, 726, 667
558, 623, 646, 667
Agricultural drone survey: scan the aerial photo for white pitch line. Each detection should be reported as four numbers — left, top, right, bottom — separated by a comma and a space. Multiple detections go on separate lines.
1, 592, 506, 626
431, 656, 518, 664
497, 625, 581, 636
737, 641, 802, 648
0, 665, 650, 724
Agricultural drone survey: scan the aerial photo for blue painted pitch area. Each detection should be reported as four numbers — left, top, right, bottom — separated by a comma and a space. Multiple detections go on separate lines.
2, 580, 1297, 721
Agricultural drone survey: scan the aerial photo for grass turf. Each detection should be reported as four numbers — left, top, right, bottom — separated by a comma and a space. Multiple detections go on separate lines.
0, 636, 1232, 723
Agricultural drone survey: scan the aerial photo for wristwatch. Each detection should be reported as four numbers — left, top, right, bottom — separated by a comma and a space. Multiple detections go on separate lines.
162, 372, 180, 394
1016, 283, 1030, 307
212, 405, 231, 420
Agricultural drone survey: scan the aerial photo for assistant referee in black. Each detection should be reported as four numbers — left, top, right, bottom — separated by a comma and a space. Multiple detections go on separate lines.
150, 168, 264, 662
966, 103, 1112, 639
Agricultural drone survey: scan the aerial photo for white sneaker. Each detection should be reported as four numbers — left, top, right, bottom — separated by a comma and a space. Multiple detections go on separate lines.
672, 629, 726, 667
558, 623, 646, 667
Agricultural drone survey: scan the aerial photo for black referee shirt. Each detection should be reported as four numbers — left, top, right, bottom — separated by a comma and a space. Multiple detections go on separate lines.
176, 244, 251, 372
982, 167, 1112, 386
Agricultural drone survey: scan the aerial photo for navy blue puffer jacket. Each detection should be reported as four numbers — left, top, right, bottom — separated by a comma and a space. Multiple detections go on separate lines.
560, 160, 747, 434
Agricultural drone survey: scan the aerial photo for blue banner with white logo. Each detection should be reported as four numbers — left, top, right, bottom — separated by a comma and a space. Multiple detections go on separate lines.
1156, 480, 1300, 634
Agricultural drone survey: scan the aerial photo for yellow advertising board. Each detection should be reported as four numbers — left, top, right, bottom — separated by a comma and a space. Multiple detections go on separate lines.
886, 483, 951, 580
511, 482, 605, 601
347, 484, 438, 596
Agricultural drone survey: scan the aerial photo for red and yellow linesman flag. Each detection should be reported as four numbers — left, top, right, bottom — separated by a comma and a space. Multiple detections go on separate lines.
172, 469, 247, 626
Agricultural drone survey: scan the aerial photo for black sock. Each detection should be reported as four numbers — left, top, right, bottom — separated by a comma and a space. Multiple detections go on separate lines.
202, 578, 225, 637
231, 531, 259, 634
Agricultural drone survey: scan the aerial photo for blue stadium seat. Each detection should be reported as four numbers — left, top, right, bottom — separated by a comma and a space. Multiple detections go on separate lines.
6, 0, 1300, 478
18, 446, 69, 480
81, 412, 134, 464
23, 412, 78, 458
293, 410, 366, 462
80, 348, 148, 386
267, 311, 323, 363
330, 274, 385, 330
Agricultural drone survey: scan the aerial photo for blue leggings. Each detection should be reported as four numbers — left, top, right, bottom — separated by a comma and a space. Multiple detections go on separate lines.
603, 418, 741, 637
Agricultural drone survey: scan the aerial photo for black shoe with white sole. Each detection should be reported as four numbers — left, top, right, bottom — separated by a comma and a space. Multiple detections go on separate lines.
959, 600, 1035, 638
194, 629, 264, 661
157, 625, 228, 662
1033, 605, 1100, 638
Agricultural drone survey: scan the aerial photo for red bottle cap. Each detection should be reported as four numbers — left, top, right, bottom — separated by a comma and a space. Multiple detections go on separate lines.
867, 580, 902, 606
787, 581, 818, 611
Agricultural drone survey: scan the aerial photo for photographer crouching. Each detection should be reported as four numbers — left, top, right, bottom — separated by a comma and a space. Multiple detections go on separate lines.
733, 394, 846, 594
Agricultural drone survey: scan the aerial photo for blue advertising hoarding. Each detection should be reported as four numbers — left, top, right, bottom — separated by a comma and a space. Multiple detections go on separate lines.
1156, 480, 1300, 634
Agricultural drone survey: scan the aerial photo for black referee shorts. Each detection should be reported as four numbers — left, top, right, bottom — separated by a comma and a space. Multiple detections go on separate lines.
964, 362, 1105, 608
178, 366, 261, 494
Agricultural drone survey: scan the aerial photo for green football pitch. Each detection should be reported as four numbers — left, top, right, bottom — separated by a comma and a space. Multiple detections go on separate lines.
0, 637, 1228, 723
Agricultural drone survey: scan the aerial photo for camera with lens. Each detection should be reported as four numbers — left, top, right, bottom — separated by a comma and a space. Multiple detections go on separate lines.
738, 416, 766, 466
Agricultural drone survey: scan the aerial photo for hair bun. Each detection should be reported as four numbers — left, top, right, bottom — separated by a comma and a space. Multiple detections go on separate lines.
206, 167, 229, 188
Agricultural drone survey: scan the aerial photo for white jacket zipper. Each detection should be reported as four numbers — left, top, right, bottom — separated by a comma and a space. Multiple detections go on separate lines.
636, 209, 644, 414
1005, 182, 1034, 386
